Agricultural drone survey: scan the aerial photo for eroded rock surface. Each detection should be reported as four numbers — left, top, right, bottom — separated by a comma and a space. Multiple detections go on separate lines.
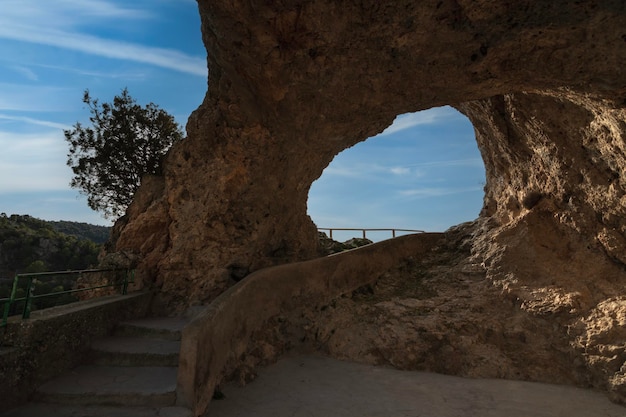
110, 0, 626, 402
294, 224, 612, 393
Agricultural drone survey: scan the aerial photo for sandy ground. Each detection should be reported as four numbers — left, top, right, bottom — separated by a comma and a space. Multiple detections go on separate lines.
205, 354, 626, 417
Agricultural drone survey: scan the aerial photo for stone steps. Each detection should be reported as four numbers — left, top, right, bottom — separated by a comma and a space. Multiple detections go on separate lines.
0, 317, 191, 417
36, 365, 178, 406
91, 336, 181, 367
114, 318, 188, 341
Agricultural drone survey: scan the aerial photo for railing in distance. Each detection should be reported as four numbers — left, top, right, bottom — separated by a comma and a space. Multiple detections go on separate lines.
0, 268, 134, 328
318, 227, 425, 241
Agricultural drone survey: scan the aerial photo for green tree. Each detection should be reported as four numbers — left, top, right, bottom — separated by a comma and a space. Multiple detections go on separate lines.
25, 260, 46, 273
65, 88, 184, 219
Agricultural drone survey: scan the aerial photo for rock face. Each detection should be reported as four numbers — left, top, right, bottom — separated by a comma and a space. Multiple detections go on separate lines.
111, 0, 626, 400
295, 223, 624, 398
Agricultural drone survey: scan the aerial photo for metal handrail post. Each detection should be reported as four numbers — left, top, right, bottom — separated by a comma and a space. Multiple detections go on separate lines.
1, 275, 19, 328
122, 269, 130, 295
22, 276, 34, 319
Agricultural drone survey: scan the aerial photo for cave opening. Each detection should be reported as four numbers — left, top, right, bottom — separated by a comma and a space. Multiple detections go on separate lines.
307, 106, 486, 242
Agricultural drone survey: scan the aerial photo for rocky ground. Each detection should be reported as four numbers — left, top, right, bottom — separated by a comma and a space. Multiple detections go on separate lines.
301, 224, 586, 387
205, 219, 626, 408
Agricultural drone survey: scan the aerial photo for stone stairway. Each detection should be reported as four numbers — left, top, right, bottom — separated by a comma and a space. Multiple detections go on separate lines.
0, 318, 192, 417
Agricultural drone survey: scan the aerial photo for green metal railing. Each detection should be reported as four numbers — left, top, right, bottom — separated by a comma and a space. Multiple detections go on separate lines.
318, 227, 425, 241
0, 268, 134, 328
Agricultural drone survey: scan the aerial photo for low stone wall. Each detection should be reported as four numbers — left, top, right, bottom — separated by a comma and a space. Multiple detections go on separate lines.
0, 292, 152, 411
176, 233, 444, 416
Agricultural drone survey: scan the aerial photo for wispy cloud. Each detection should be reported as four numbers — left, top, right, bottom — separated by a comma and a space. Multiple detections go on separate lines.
0, 27, 206, 77
0, 114, 70, 130
323, 159, 481, 180
399, 186, 483, 198
0, 191, 111, 225
389, 166, 411, 175
54, 0, 152, 19
323, 165, 366, 179
323, 163, 422, 180
10, 66, 38, 81
0, 130, 70, 192
0, 1, 206, 77
404, 158, 484, 168
379, 106, 463, 137
1, 0, 151, 26
0, 83, 73, 112
35, 63, 148, 80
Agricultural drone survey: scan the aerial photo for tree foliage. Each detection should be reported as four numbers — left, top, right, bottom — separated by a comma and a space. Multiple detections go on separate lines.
65, 88, 184, 219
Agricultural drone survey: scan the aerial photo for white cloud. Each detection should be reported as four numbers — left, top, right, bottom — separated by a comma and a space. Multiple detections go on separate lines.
0, 1, 206, 77
0, 83, 74, 112
323, 161, 431, 180
0, 130, 70, 192
323, 165, 366, 179
54, 0, 152, 19
0, 130, 66, 159
0, 192, 112, 226
399, 186, 483, 198
10, 66, 38, 81
405, 158, 484, 168
0, 26, 206, 77
378, 106, 462, 137
0, 114, 70, 130
36, 63, 148, 80
323, 163, 413, 180
160, 0, 197, 3
0, 0, 151, 27
389, 166, 411, 175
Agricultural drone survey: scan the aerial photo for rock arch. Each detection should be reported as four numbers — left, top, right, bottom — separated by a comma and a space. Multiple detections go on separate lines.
112, 0, 626, 316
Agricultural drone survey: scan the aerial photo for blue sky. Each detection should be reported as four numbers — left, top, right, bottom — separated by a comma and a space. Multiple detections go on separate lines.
310, 108, 485, 241
0, 0, 485, 237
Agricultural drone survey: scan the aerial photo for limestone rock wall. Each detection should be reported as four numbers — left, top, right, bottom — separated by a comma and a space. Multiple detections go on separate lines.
457, 92, 626, 399
111, 0, 626, 317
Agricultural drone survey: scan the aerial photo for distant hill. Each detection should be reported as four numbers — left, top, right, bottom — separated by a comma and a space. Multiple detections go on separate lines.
48, 220, 111, 244
0, 214, 110, 278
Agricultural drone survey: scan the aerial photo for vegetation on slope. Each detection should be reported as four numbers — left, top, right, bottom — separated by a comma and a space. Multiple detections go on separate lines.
0, 214, 110, 314
0, 214, 107, 277
48, 220, 110, 244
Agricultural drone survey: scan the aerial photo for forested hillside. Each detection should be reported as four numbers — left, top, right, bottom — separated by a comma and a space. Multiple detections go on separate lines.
0, 214, 109, 278
48, 220, 110, 244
